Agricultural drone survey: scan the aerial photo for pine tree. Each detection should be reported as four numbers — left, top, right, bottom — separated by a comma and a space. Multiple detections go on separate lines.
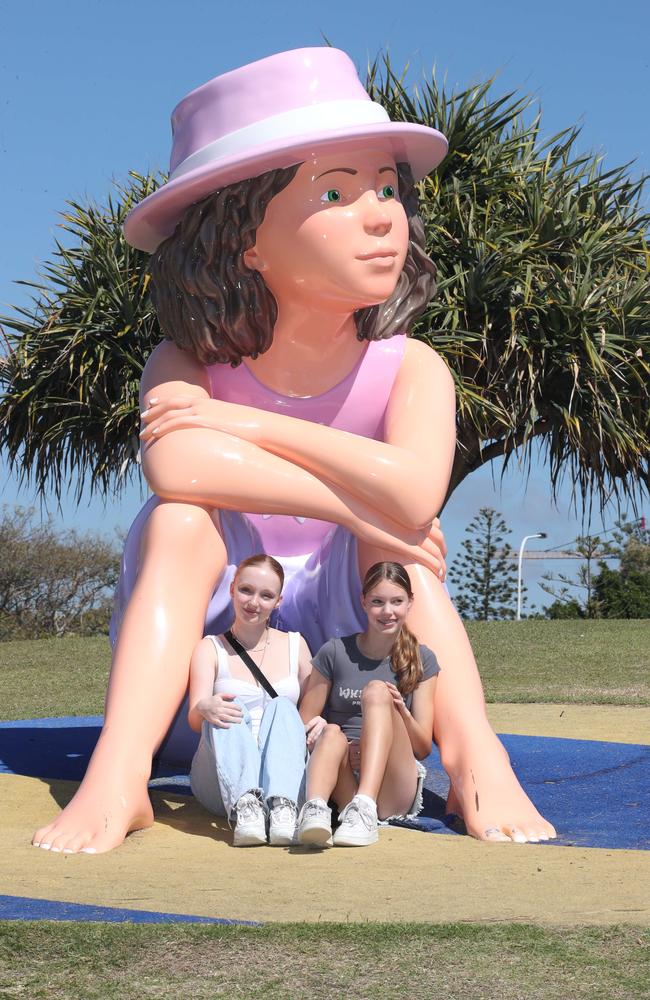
451, 508, 519, 620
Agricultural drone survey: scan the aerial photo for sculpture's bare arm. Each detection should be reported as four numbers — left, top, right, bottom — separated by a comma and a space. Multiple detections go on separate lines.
139, 342, 446, 574
141, 339, 456, 530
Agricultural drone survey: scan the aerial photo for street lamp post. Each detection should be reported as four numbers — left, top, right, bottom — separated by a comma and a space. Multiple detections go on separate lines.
517, 532, 547, 621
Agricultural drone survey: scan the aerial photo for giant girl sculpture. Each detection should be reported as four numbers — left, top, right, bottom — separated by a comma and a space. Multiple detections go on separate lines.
33, 48, 555, 854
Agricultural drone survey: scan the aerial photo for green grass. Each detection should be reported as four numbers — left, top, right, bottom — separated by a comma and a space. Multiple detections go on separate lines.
1, 621, 648, 721
466, 619, 650, 705
0, 637, 110, 720
0, 923, 648, 1000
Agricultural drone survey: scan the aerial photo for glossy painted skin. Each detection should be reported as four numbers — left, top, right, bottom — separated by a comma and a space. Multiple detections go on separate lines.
32, 148, 555, 853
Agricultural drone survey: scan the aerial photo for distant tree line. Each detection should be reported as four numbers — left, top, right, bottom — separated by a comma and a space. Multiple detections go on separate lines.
543, 518, 650, 620
0, 506, 120, 640
451, 508, 649, 620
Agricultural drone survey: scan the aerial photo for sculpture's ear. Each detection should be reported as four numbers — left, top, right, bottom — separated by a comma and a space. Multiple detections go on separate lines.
243, 245, 268, 272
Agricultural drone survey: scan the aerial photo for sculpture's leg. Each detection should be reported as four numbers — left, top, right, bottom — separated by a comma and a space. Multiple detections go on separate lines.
33, 501, 227, 854
357, 544, 556, 843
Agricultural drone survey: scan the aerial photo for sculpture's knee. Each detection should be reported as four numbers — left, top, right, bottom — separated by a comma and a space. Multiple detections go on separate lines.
143, 501, 220, 558
361, 680, 392, 710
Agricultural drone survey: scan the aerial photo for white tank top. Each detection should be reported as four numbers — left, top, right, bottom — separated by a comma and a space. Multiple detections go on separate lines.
208, 632, 301, 741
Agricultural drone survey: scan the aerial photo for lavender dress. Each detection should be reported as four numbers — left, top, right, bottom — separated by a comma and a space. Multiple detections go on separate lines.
110, 335, 406, 763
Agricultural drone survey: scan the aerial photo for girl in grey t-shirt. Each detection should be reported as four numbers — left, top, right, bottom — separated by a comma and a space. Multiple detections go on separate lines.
297, 561, 440, 847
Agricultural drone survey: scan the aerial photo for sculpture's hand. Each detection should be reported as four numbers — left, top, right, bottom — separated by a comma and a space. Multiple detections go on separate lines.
140, 396, 254, 442
196, 693, 243, 728
430, 517, 447, 560
353, 518, 447, 581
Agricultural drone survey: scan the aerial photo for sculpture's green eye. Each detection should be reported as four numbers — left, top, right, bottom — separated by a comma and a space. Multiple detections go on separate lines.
379, 184, 395, 200
320, 188, 341, 203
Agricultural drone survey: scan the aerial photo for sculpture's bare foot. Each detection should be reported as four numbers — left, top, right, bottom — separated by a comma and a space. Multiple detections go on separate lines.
32, 768, 154, 855
443, 727, 557, 844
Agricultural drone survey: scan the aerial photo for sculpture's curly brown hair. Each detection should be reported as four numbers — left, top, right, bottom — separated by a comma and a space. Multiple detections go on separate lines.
149, 162, 436, 366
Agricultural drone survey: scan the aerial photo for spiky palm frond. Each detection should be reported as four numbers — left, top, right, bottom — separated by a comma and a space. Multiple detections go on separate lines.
1, 61, 649, 512
1, 173, 160, 501
367, 57, 650, 510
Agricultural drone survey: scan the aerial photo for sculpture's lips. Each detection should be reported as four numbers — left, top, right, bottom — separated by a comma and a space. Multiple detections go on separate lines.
355, 250, 398, 261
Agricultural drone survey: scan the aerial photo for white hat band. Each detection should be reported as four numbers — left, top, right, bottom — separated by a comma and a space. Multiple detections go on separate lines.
169, 99, 391, 181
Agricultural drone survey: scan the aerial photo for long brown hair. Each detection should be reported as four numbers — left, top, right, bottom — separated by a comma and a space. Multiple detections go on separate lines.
149, 162, 436, 366
362, 561, 423, 696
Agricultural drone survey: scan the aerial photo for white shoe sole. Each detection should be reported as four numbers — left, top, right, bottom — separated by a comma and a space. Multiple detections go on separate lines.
233, 830, 267, 847
269, 827, 296, 846
297, 823, 333, 848
332, 828, 379, 847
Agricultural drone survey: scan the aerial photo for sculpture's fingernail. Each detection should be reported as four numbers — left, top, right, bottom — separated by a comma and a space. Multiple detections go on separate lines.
39, 843, 51, 850
81, 848, 97, 855
50, 847, 61, 853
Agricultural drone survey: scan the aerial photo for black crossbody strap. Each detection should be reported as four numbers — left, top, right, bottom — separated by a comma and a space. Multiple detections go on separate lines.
224, 630, 279, 699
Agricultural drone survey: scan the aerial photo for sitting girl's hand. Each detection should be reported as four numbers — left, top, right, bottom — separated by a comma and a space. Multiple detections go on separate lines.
197, 693, 243, 728
305, 716, 327, 749
385, 682, 409, 716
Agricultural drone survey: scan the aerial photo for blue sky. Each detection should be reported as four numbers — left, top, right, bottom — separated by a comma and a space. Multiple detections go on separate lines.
1, 0, 648, 610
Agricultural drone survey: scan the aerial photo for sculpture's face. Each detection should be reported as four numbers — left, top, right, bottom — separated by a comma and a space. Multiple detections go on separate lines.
244, 148, 410, 312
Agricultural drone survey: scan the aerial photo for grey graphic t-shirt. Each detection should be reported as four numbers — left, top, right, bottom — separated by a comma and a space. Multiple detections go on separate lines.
311, 634, 440, 740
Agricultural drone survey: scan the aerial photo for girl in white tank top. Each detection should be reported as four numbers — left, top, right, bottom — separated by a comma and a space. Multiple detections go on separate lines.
188, 555, 312, 847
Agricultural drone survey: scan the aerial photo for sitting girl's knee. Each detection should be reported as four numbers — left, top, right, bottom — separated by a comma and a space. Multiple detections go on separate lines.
361, 680, 392, 708
320, 723, 346, 745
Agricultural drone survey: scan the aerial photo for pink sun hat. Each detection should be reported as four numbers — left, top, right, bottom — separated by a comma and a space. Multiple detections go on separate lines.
124, 47, 448, 253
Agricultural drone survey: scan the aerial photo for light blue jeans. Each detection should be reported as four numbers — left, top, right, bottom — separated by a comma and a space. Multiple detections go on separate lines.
189, 696, 307, 818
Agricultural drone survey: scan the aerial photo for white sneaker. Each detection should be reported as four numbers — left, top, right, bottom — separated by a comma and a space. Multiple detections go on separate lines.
332, 796, 378, 847
233, 792, 267, 847
268, 797, 298, 846
296, 798, 333, 847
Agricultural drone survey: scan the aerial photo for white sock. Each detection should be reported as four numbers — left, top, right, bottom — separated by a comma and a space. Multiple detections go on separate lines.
354, 793, 377, 813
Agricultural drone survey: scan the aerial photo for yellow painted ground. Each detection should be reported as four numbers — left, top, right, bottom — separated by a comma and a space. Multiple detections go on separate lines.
2, 775, 648, 926
486, 703, 650, 745
2, 704, 648, 925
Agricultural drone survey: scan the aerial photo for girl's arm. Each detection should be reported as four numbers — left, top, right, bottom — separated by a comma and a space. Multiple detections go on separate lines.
385, 676, 437, 759
139, 343, 445, 575
299, 668, 332, 749
187, 637, 242, 732
141, 339, 456, 530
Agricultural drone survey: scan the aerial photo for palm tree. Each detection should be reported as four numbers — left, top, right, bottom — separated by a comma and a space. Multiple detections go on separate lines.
2, 59, 649, 511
